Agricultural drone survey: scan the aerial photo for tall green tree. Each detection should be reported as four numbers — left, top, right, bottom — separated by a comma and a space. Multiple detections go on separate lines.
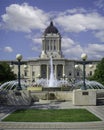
91, 58, 104, 85
0, 62, 16, 83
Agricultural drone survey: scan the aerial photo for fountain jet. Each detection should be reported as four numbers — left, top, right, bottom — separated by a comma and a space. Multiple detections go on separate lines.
48, 56, 56, 87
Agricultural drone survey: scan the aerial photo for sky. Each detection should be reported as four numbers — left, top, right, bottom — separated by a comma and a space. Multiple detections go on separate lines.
0, 0, 104, 60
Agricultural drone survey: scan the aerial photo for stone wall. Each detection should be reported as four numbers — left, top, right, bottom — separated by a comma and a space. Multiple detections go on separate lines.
31, 91, 73, 101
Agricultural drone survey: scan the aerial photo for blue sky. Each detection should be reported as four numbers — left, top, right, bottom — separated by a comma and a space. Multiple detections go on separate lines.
0, 0, 104, 60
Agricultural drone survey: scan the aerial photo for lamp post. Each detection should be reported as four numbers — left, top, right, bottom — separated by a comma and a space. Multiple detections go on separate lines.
75, 55, 93, 90
11, 54, 26, 92
81, 53, 87, 90
16, 54, 23, 90
73, 55, 96, 106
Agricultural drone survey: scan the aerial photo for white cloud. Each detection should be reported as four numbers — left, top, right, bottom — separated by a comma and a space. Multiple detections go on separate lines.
1, 4, 104, 60
62, 37, 104, 60
32, 46, 41, 52
1, 3, 48, 32
85, 43, 104, 58
61, 37, 83, 59
87, 43, 104, 52
62, 37, 75, 48
59, 8, 87, 16
4, 46, 13, 52
66, 8, 86, 14
55, 12, 104, 33
63, 44, 83, 59
2, 4, 104, 34
32, 38, 41, 44
95, 31, 104, 42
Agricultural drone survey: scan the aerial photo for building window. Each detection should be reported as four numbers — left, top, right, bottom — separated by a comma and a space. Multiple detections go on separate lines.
41, 65, 47, 78
69, 72, 71, 76
89, 71, 92, 76
77, 72, 80, 76
24, 71, 27, 76
32, 71, 35, 76
57, 65, 63, 79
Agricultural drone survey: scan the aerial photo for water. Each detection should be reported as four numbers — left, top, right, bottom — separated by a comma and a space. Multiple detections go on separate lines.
35, 56, 70, 88
49, 56, 57, 87
75, 80, 104, 89
0, 80, 27, 91
0, 80, 30, 105
0, 56, 104, 90
35, 57, 104, 89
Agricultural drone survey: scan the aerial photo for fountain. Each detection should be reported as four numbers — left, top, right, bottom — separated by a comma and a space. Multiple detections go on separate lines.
0, 80, 31, 105
49, 56, 56, 87
0, 80, 27, 91
30, 56, 104, 91
0, 56, 104, 105
74, 80, 104, 89
34, 56, 71, 91
43, 56, 69, 91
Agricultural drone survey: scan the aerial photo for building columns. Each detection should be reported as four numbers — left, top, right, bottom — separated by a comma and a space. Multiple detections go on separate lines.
47, 65, 49, 79
55, 65, 57, 79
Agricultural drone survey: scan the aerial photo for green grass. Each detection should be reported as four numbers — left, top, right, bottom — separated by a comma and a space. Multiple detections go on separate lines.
2, 109, 101, 122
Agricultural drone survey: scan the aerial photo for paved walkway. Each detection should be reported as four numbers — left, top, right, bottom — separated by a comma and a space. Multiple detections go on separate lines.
0, 101, 104, 130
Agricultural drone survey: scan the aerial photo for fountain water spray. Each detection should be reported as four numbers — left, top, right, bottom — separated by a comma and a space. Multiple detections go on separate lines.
49, 56, 56, 87
36, 56, 70, 88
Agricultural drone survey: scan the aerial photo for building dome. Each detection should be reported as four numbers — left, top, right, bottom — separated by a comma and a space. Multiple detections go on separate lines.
44, 21, 59, 34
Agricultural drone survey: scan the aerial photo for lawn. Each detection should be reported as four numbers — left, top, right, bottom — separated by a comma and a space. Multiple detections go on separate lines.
2, 109, 101, 122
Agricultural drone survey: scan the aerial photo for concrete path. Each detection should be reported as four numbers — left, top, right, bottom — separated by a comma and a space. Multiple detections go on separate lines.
86, 106, 104, 121
0, 121, 104, 130
0, 106, 16, 121
0, 101, 104, 130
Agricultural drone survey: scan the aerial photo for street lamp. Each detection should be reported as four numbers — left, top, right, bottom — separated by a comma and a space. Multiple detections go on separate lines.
89, 64, 93, 69
81, 53, 87, 90
24, 65, 28, 69
75, 65, 79, 69
11, 54, 26, 91
16, 54, 23, 90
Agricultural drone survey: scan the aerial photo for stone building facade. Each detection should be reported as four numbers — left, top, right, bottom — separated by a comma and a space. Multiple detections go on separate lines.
6, 21, 99, 85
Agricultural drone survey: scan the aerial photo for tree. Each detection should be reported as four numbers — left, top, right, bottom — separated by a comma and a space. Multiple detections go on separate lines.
0, 62, 16, 83
91, 58, 104, 85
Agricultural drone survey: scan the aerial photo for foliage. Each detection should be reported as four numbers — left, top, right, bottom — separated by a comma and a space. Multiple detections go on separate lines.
0, 62, 16, 83
2, 109, 101, 122
89, 58, 104, 85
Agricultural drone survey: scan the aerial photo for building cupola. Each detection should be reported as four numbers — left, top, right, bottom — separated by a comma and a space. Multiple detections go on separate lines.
44, 21, 59, 34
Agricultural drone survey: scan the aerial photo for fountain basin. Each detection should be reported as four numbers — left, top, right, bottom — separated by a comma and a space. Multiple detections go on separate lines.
42, 87, 61, 91
31, 91, 73, 101
0, 90, 32, 105
27, 87, 42, 91
27, 86, 71, 92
